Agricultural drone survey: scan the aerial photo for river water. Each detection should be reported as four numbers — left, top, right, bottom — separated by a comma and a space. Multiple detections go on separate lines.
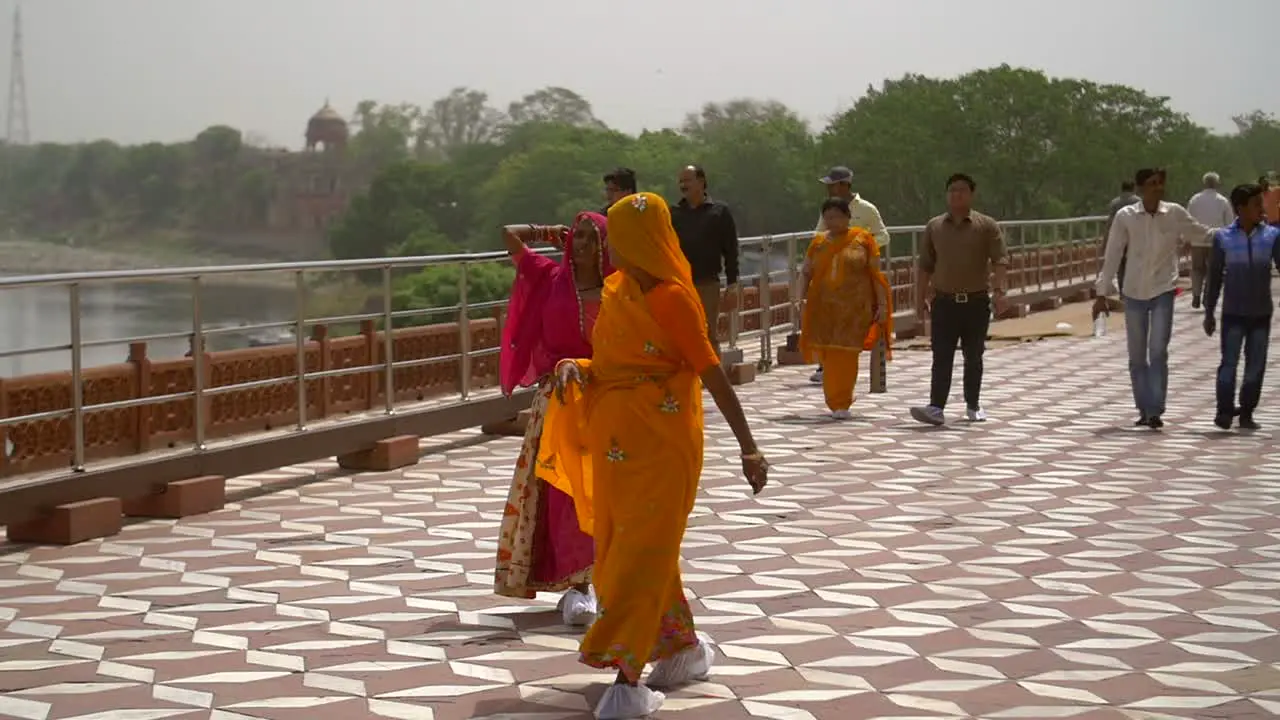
0, 281, 294, 377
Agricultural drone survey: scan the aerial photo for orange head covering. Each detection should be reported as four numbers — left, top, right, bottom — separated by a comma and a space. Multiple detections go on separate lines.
605, 192, 708, 326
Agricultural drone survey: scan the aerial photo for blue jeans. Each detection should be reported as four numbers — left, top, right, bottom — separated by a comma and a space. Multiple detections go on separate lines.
1123, 291, 1175, 417
1216, 315, 1271, 416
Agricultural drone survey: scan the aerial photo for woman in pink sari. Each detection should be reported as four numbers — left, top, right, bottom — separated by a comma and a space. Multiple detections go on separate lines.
494, 212, 613, 626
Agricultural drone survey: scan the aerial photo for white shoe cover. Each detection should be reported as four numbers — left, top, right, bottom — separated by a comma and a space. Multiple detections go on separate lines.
645, 631, 716, 688
558, 587, 598, 627
595, 683, 664, 719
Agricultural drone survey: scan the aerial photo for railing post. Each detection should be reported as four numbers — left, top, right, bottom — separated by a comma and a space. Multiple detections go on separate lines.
758, 235, 773, 370
294, 270, 308, 431
1053, 223, 1062, 289
728, 282, 740, 353
311, 325, 331, 419
191, 276, 206, 452
69, 282, 85, 471
909, 230, 920, 314
869, 236, 889, 393
360, 319, 376, 410
1035, 225, 1044, 291
128, 342, 150, 453
382, 266, 395, 414
1071, 222, 1081, 284
786, 235, 799, 333
0, 377, 8, 476
458, 262, 472, 400
1096, 220, 1106, 277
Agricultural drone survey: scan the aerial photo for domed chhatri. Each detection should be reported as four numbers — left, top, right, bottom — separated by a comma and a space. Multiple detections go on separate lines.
305, 99, 348, 152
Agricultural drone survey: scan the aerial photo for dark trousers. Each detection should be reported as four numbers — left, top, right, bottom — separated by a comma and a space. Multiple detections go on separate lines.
930, 293, 991, 410
1217, 314, 1271, 416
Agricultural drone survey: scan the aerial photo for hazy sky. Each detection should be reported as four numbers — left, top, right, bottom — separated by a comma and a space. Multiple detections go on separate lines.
15, 0, 1276, 147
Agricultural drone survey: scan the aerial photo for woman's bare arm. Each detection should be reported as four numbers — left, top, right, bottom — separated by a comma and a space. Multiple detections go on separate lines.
502, 224, 568, 260
501, 225, 536, 259
700, 366, 758, 456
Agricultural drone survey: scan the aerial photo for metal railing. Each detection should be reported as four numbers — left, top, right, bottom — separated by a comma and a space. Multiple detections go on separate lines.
0, 215, 1107, 476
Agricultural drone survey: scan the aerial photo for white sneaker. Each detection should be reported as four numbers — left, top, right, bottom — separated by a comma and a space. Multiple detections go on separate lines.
646, 631, 716, 688
558, 587, 597, 627
965, 407, 988, 422
809, 369, 823, 384
595, 683, 664, 719
831, 409, 853, 421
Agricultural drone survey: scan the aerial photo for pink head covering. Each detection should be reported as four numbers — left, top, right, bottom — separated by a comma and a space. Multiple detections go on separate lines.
500, 211, 613, 395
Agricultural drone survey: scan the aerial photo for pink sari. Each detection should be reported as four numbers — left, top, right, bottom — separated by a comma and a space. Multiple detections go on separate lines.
495, 212, 613, 598
500, 212, 613, 395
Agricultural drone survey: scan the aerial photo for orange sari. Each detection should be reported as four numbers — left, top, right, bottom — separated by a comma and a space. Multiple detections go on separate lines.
800, 227, 893, 412
538, 192, 718, 683
800, 227, 893, 360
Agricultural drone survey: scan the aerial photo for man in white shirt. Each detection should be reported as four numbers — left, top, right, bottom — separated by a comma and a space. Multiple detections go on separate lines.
808, 166, 889, 384
1186, 172, 1234, 309
1093, 168, 1213, 429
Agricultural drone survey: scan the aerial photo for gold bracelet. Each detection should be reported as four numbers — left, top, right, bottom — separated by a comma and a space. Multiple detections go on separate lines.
741, 451, 765, 461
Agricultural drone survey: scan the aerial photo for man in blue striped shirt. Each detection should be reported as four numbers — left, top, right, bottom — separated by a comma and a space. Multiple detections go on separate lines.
1203, 183, 1280, 430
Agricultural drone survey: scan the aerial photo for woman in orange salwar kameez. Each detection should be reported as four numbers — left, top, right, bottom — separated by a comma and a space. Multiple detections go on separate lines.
540, 192, 769, 719
801, 196, 894, 420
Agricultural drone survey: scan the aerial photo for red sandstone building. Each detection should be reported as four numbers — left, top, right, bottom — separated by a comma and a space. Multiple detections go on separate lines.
250, 102, 372, 257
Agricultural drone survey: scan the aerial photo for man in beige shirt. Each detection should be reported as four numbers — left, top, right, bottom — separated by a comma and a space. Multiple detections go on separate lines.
910, 173, 1008, 426
808, 166, 889, 384
1185, 171, 1233, 309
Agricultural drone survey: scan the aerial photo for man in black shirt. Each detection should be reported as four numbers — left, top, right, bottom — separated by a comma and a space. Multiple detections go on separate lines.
601, 167, 637, 214
671, 165, 740, 356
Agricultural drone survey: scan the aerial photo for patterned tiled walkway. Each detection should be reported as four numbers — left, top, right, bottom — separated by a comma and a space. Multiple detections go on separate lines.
2, 294, 1278, 720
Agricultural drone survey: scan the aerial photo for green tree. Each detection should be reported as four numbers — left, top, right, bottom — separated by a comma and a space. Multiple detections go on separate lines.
349, 100, 418, 166
820, 65, 1221, 230
120, 142, 187, 224
328, 160, 457, 259
1229, 111, 1280, 178
507, 87, 604, 129
419, 87, 507, 161
474, 124, 633, 234
391, 262, 517, 326
61, 140, 123, 221
683, 99, 817, 235
622, 129, 695, 201
1, 67, 1273, 270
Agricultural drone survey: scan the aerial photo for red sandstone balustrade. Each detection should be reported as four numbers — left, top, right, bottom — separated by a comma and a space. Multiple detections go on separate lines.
0, 237, 1106, 477
0, 316, 505, 477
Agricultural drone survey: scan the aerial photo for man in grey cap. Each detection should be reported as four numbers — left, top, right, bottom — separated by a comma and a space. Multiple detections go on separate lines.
807, 165, 890, 384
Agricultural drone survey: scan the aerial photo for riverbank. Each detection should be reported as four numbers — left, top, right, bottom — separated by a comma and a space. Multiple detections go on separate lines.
0, 239, 304, 288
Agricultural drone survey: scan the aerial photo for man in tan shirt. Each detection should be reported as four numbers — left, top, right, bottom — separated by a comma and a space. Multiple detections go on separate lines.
910, 173, 1008, 426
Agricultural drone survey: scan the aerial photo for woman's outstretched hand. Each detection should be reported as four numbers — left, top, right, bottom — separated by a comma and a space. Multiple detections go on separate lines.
741, 452, 769, 495
554, 361, 586, 404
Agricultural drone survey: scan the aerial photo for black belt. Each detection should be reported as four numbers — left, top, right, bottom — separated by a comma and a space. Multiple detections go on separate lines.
934, 290, 988, 304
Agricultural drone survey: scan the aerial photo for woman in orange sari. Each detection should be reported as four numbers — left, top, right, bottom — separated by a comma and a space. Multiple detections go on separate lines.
541, 192, 769, 719
801, 196, 894, 419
